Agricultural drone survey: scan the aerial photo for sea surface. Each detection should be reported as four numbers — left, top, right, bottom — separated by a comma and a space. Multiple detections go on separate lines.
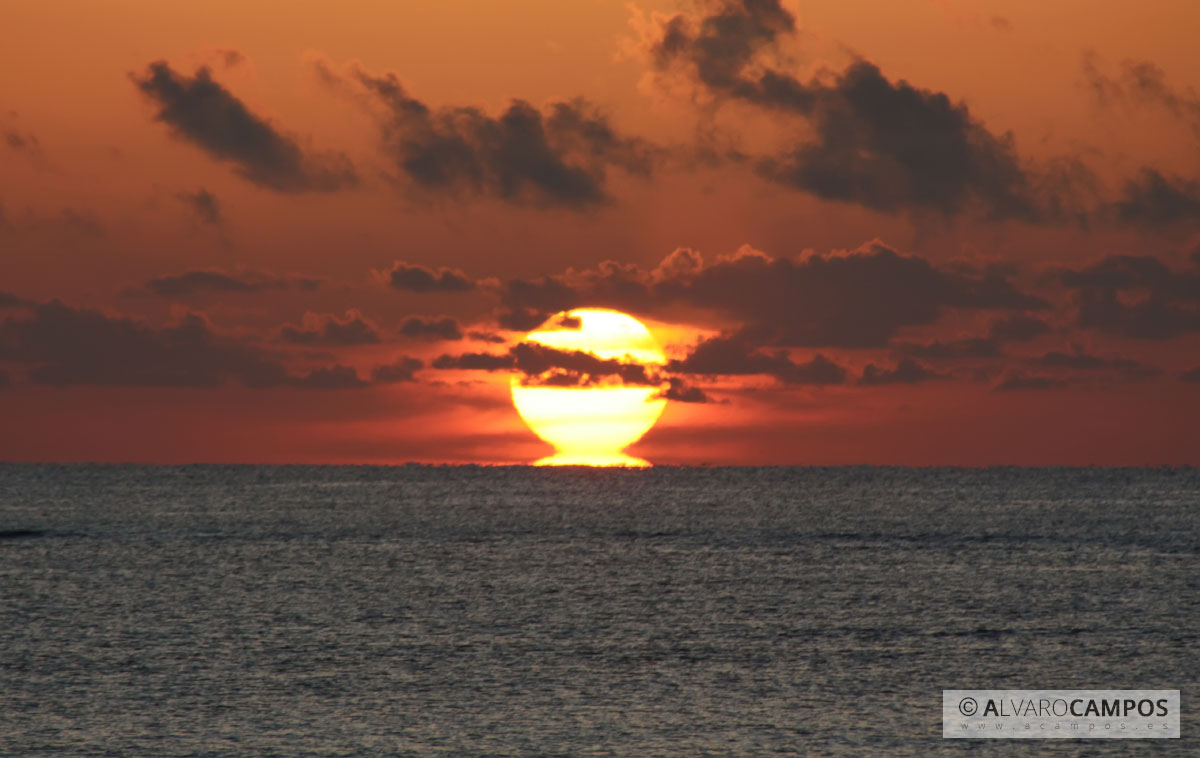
1, 464, 1197, 756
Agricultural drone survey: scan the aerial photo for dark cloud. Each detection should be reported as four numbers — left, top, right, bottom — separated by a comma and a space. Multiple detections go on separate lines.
279, 310, 381, 346
0, 370, 9, 388
993, 372, 1070, 392
666, 333, 847, 384
0, 301, 380, 390
1112, 169, 1200, 228
4, 129, 43, 159
0, 291, 22, 308
132, 268, 323, 297
372, 356, 424, 383
317, 60, 654, 208
859, 357, 947, 386
500, 241, 1045, 347
431, 341, 662, 388
894, 336, 1000, 360
1182, 366, 1200, 383
987, 314, 1052, 342
290, 364, 367, 389
467, 330, 506, 344
431, 351, 514, 371
646, 0, 1061, 220
1084, 55, 1200, 137
175, 188, 221, 224
0, 301, 288, 388
655, 377, 715, 403
381, 261, 474, 293
216, 49, 247, 69
893, 314, 1050, 360
1059, 254, 1200, 339
132, 61, 356, 192
1029, 350, 1161, 379
399, 315, 463, 341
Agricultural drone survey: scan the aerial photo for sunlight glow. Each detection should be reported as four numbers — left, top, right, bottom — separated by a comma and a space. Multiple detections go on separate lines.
511, 309, 667, 466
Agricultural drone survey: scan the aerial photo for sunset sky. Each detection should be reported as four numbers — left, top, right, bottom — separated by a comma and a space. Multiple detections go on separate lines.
2, 0, 1199, 465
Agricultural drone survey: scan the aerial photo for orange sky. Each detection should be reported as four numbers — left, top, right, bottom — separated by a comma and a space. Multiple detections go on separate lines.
1, 0, 1198, 464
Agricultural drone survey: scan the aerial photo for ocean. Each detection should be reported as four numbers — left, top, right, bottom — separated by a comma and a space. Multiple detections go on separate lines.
1, 464, 1196, 756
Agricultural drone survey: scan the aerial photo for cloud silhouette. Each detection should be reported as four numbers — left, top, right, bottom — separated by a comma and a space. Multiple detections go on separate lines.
316, 59, 654, 208
399, 315, 463, 341
381, 261, 474, 293
132, 61, 356, 192
279, 310, 381, 346
643, 0, 1061, 220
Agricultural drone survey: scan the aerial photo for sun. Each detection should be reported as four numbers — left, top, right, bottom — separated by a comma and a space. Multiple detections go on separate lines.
511, 308, 667, 466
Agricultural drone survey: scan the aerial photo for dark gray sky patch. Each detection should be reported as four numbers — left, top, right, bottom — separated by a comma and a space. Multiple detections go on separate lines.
993, 372, 1070, 391
1059, 253, 1200, 338
399, 315, 463, 341
175, 187, 221, 224
987, 314, 1052, 342
132, 61, 356, 192
655, 377, 714, 403
467, 330, 506, 344
1113, 169, 1200, 228
0, 301, 289, 388
1181, 366, 1200, 382
859, 357, 946, 385
279, 310, 381, 347
500, 242, 1045, 347
323, 62, 653, 208
135, 268, 323, 297
289, 364, 367, 389
383, 261, 473, 293
647, 0, 1052, 220
1029, 349, 1161, 378
372, 356, 424, 383
667, 333, 847, 385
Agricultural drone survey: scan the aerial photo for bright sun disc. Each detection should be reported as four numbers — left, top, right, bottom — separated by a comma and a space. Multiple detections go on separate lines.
511, 308, 666, 466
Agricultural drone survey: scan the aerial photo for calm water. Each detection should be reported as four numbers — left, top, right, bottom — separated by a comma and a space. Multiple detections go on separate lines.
1, 465, 1197, 756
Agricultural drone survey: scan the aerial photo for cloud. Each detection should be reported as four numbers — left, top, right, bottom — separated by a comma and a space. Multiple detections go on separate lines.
0, 301, 386, 390
380, 261, 474, 293
893, 314, 1050, 360
4, 128, 43, 160
0, 370, 8, 388
466, 330, 506, 344
642, 0, 1063, 220
859, 357, 947, 385
1058, 253, 1200, 339
666, 333, 847, 384
131, 61, 356, 192
1028, 349, 1161, 379
0, 291, 23, 308
290, 364, 367, 389
1182, 366, 1200, 383
372, 356, 424, 383
279, 310, 381, 346
431, 351, 515, 371
499, 240, 1045, 347
175, 187, 222, 224
0, 301, 288, 387
1112, 169, 1200, 228
131, 268, 323, 297
655, 377, 715, 403
1083, 54, 1200, 137
993, 372, 1070, 391
986, 314, 1052, 342
431, 341, 662, 388
398, 315, 463, 341
315, 58, 654, 208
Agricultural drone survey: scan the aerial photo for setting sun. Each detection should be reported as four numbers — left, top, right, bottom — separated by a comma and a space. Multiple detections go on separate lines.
511, 309, 667, 466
